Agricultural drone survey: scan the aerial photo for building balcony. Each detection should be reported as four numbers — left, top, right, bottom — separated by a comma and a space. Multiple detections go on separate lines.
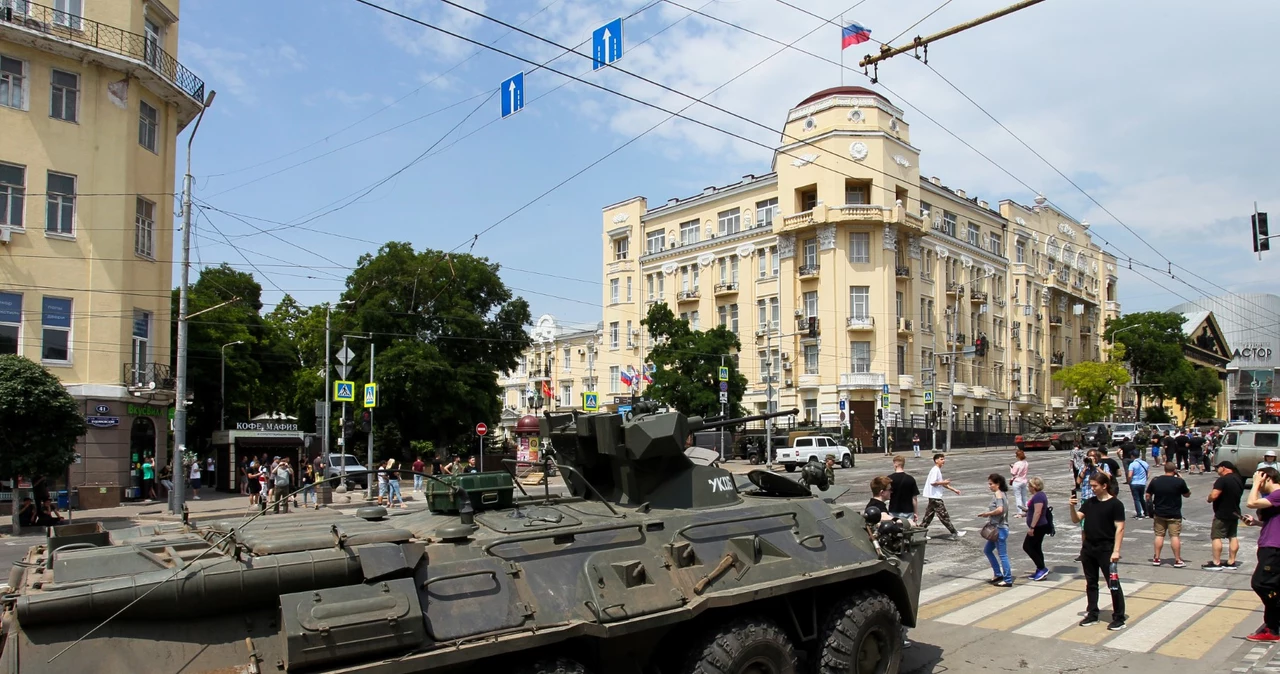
946, 282, 965, 297
606, 259, 635, 275
1016, 393, 1039, 409
895, 265, 911, 279
898, 374, 915, 390
777, 203, 922, 236
994, 298, 1007, 308
527, 367, 553, 381
919, 271, 934, 283
797, 316, 820, 336
1049, 315, 1063, 326
797, 374, 821, 389
846, 316, 875, 331
945, 382, 969, 398
1050, 396, 1067, 409
1106, 300, 1121, 313
2, 2, 205, 121
712, 282, 738, 296
947, 332, 967, 346
838, 372, 886, 391
782, 209, 815, 230
677, 289, 701, 303
797, 264, 820, 279
1049, 352, 1065, 367
896, 317, 912, 334
969, 290, 989, 303
971, 385, 989, 399
1080, 326, 1093, 336
124, 362, 175, 392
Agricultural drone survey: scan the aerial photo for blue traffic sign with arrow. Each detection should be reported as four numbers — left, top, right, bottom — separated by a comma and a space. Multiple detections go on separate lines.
501, 72, 524, 118
592, 18, 623, 70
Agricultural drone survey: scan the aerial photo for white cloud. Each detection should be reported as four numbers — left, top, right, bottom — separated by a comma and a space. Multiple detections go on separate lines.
182, 41, 254, 102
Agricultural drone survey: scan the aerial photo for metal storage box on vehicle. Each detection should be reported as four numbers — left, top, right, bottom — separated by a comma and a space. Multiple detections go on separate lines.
425, 471, 515, 513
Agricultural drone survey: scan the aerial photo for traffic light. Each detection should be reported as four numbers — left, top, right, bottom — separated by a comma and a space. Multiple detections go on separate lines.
342, 420, 354, 438
807, 316, 818, 338
1254, 212, 1271, 253
360, 410, 371, 434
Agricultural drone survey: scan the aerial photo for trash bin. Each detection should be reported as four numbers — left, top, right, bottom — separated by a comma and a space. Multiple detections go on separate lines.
55, 490, 68, 510
75, 484, 122, 510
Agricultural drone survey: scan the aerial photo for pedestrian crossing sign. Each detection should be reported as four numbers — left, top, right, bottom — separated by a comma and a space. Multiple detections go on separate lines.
583, 391, 600, 411
334, 380, 355, 402
881, 394, 890, 409
363, 383, 377, 408
924, 390, 934, 405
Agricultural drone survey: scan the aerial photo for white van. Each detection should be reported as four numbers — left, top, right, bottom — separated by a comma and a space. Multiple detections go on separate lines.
1218, 425, 1280, 472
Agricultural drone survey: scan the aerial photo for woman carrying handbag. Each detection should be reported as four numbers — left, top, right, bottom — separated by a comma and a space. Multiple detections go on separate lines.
980, 473, 1014, 587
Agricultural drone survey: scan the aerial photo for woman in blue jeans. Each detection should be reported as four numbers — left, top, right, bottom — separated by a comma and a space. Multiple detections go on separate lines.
980, 473, 1014, 587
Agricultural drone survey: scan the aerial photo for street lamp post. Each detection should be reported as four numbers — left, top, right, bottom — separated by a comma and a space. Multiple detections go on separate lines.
171, 89, 216, 516
220, 340, 243, 431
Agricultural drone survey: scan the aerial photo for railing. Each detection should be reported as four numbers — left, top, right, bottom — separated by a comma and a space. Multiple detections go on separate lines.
895, 265, 911, 278
123, 362, 174, 390
797, 264, 820, 278
783, 210, 814, 227
712, 282, 738, 295
969, 290, 988, 302
1050, 353, 1065, 366
796, 317, 820, 336
839, 372, 885, 389
896, 317, 912, 332
2, 2, 205, 101
947, 282, 964, 296
1080, 326, 1092, 335
1049, 315, 1063, 326
846, 315, 874, 330
948, 332, 967, 344
677, 289, 700, 301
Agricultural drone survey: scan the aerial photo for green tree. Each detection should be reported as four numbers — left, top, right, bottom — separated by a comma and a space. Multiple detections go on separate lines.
1143, 406, 1173, 424
1103, 311, 1186, 413
0, 355, 83, 480
1052, 358, 1131, 423
1165, 361, 1223, 424
641, 303, 747, 418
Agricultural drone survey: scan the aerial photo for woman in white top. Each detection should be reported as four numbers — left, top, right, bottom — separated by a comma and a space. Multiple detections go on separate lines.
1010, 449, 1029, 515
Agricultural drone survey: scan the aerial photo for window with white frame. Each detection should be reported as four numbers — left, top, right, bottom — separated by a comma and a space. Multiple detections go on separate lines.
646, 230, 666, 254
144, 17, 162, 66
0, 162, 24, 228
41, 296, 71, 362
757, 299, 767, 331
680, 267, 690, 292
729, 303, 739, 333
755, 198, 777, 229
845, 182, 870, 205
656, 271, 664, 296
718, 304, 727, 328
850, 341, 871, 373
895, 291, 904, 319
803, 238, 817, 267
0, 292, 20, 355
769, 297, 780, 329
803, 291, 818, 318
989, 232, 1003, 257
1015, 239, 1025, 264
646, 274, 654, 300
770, 246, 779, 276
718, 258, 727, 284
52, 0, 82, 29
625, 276, 632, 302
49, 69, 78, 122
690, 310, 699, 330
609, 322, 619, 349
139, 101, 159, 153
0, 55, 25, 110
941, 211, 956, 236
614, 237, 629, 260
563, 347, 572, 372
717, 208, 740, 235
848, 231, 870, 263
609, 366, 620, 393
610, 278, 619, 304
135, 197, 155, 258
45, 172, 75, 235
757, 249, 767, 278
692, 265, 699, 288
849, 286, 870, 320
967, 222, 980, 246
626, 320, 633, 345
679, 219, 700, 245
730, 256, 739, 283
131, 309, 150, 370
803, 344, 819, 374
561, 382, 572, 404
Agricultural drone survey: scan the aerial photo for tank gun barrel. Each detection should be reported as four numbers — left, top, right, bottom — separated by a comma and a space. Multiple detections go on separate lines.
692, 408, 798, 432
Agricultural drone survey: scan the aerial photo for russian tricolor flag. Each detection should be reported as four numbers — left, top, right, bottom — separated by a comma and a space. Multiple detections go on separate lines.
620, 369, 635, 387
841, 23, 871, 49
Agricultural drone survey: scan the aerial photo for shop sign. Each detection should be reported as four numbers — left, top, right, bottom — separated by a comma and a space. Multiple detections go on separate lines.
1268, 397, 1280, 416
127, 403, 170, 418
235, 421, 299, 432
1234, 342, 1275, 361
85, 416, 120, 428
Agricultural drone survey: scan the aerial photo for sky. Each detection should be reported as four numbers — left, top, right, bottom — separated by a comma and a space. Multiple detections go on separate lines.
176, 0, 1280, 337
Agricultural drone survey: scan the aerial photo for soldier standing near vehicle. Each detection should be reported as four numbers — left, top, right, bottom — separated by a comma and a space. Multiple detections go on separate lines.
824, 455, 837, 485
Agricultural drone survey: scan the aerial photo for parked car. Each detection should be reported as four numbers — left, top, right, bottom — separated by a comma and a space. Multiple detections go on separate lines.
324, 453, 368, 489
1218, 425, 1280, 476
776, 435, 852, 472
1110, 423, 1139, 445
1152, 423, 1177, 436
1079, 423, 1111, 447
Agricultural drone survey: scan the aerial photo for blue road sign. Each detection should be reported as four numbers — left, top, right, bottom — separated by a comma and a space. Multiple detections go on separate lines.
592, 18, 623, 70
363, 383, 378, 408
583, 392, 600, 412
924, 390, 934, 405
334, 380, 355, 402
719, 381, 728, 392
501, 72, 525, 118
839, 400, 846, 410
882, 383, 890, 394
718, 366, 729, 382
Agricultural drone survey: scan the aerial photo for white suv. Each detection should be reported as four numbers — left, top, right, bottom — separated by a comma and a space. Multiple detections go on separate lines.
776, 436, 852, 472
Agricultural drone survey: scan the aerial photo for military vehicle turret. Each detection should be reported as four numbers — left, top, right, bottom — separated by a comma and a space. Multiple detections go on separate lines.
0, 404, 926, 673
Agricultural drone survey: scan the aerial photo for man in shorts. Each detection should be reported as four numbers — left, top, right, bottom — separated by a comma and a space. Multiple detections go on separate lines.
1146, 462, 1191, 568
1205, 461, 1244, 570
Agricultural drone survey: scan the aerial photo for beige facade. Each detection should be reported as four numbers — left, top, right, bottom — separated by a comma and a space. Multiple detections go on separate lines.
0, 0, 203, 491
596, 87, 1118, 444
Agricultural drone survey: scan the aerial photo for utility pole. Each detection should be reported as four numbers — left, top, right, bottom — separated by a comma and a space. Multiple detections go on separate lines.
719, 354, 727, 462
765, 330, 775, 466
367, 339, 375, 501
323, 304, 331, 462
219, 340, 243, 431
171, 89, 216, 517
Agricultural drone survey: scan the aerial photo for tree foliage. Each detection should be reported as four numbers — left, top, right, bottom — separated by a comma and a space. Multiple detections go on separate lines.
641, 303, 747, 418
1166, 362, 1223, 424
1143, 406, 1173, 424
1053, 358, 1131, 423
0, 355, 83, 478
1103, 311, 1187, 413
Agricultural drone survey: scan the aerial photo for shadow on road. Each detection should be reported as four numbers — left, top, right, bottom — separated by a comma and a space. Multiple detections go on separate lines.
902, 640, 946, 673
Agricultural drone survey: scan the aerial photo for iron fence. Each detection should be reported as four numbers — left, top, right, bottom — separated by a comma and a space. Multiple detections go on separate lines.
123, 362, 174, 390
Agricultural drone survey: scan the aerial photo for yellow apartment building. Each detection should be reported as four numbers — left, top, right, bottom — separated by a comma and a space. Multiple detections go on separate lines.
596, 87, 1119, 445
0, 0, 203, 495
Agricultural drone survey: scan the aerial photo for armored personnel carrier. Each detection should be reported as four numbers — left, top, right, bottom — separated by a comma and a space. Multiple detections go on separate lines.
0, 405, 926, 673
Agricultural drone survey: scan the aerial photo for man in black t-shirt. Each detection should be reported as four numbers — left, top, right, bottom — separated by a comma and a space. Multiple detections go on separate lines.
1146, 462, 1191, 568
1069, 471, 1127, 630
866, 476, 892, 523
1189, 434, 1207, 474
1174, 432, 1191, 471
1206, 461, 1245, 570
887, 455, 920, 522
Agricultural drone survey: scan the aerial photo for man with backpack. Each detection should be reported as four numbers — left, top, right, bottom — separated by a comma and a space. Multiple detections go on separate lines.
273, 458, 294, 514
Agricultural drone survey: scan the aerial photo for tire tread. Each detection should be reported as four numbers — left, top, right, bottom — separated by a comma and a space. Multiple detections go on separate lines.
683, 616, 798, 674
818, 590, 903, 674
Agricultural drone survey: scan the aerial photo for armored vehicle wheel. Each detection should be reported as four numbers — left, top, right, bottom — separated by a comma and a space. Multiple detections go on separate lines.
513, 656, 591, 674
817, 590, 903, 674
1049, 441, 1062, 451
749, 453, 761, 465
682, 616, 798, 674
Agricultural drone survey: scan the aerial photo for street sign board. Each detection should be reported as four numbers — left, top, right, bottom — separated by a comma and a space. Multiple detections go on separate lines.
839, 399, 846, 410
719, 391, 729, 404
924, 390, 934, 405
336, 364, 351, 379
718, 366, 729, 382
882, 383, 890, 394
583, 391, 600, 411
476, 422, 488, 436
501, 72, 524, 118
363, 383, 377, 408
334, 380, 355, 402
719, 381, 728, 392
336, 346, 354, 365
881, 394, 890, 409
592, 18, 623, 70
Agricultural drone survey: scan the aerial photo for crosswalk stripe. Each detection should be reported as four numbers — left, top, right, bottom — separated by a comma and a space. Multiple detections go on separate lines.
1106, 586, 1228, 652
1222, 589, 1260, 611
1155, 605, 1257, 660
1062, 594, 1164, 645
975, 587, 1080, 631
1014, 582, 1149, 639
937, 577, 1071, 626
918, 584, 1004, 621
917, 572, 990, 606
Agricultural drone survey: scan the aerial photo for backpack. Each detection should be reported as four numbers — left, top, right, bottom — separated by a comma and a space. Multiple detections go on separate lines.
1045, 506, 1056, 537
274, 466, 291, 487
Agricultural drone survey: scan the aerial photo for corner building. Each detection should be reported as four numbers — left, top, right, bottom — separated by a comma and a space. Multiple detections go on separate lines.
0, 1, 204, 494
601, 87, 1118, 444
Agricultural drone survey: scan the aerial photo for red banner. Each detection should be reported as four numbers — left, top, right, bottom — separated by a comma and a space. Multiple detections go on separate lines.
1267, 397, 1280, 416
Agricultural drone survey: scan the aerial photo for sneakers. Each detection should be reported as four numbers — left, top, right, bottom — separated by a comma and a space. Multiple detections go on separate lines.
1172, 560, 1187, 568
1150, 557, 1162, 566
1201, 561, 1222, 571
1108, 618, 1127, 631
1223, 561, 1242, 570
952, 530, 967, 538
1030, 569, 1050, 582
1079, 615, 1100, 627
994, 580, 1014, 588
1248, 627, 1280, 643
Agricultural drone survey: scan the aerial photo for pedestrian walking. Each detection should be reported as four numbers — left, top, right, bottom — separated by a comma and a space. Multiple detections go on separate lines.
386, 459, 406, 508
912, 433, 921, 459
1189, 432, 1206, 475
1244, 467, 1280, 642
1069, 471, 1127, 631
887, 455, 919, 522
980, 474, 1014, 587
300, 463, 316, 507
1205, 460, 1245, 570
1174, 431, 1190, 472
1098, 448, 1122, 494
920, 453, 966, 539
377, 460, 390, 506
1150, 435, 1161, 465
1023, 477, 1052, 581
1127, 454, 1150, 519
239, 457, 251, 496
412, 456, 426, 492
141, 457, 156, 501
206, 456, 216, 489
1010, 449, 1029, 516
188, 460, 202, 499
1146, 462, 1190, 568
